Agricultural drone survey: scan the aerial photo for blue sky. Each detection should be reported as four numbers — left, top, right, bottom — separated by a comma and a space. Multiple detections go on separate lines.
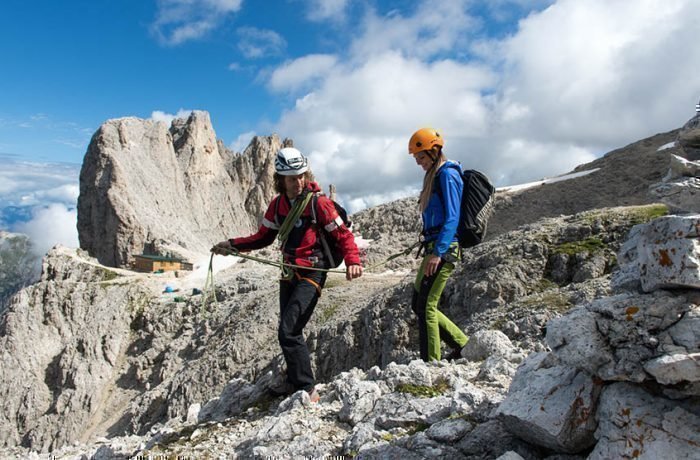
1, 0, 699, 256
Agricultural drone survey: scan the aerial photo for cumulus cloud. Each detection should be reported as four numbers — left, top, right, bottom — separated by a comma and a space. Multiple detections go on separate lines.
151, 109, 194, 125
496, 0, 700, 145
350, 0, 476, 60
305, 0, 349, 22
0, 157, 80, 257
229, 131, 257, 153
269, 0, 700, 212
14, 204, 79, 257
268, 54, 338, 93
151, 0, 243, 45
237, 27, 287, 59
0, 157, 80, 210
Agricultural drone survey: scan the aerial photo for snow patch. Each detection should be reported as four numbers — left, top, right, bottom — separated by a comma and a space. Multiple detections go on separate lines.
498, 168, 600, 194
657, 141, 677, 151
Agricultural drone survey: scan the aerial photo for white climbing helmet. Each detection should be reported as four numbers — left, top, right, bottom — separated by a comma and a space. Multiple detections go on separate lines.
275, 147, 309, 176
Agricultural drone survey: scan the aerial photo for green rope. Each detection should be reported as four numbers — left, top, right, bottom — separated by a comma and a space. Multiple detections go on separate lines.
219, 241, 420, 274
276, 191, 315, 279
201, 253, 218, 313
203, 242, 420, 314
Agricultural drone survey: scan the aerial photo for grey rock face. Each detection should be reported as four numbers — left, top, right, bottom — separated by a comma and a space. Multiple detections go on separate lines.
590, 383, 700, 460
496, 353, 601, 453
546, 291, 697, 383
78, 111, 282, 267
677, 113, 700, 160
0, 247, 150, 452
615, 215, 700, 292
650, 154, 700, 213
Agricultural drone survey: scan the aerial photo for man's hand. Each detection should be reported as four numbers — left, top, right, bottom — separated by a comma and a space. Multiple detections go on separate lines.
346, 264, 363, 281
424, 254, 441, 277
211, 240, 236, 255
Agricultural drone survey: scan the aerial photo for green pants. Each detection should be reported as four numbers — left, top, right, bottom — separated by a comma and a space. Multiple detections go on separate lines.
412, 242, 468, 361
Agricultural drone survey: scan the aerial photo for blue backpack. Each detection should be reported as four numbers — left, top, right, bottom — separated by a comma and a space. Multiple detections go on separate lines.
432, 165, 496, 248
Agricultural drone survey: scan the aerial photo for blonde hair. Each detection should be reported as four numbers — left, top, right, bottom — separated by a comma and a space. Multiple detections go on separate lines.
418, 148, 447, 212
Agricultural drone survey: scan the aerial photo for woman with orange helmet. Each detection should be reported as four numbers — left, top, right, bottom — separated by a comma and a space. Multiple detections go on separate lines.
408, 128, 469, 362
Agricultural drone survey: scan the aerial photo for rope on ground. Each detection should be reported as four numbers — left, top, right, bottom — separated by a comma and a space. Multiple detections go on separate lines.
201, 253, 218, 314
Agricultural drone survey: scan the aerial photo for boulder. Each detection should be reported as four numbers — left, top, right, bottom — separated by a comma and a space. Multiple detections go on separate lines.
546, 291, 695, 383
496, 353, 601, 453
614, 215, 700, 292
650, 155, 700, 213
589, 383, 700, 459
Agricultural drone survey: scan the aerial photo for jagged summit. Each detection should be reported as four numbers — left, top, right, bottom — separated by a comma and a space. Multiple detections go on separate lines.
77, 111, 288, 268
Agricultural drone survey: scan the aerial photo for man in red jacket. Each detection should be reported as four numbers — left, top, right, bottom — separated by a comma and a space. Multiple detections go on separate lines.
212, 147, 363, 402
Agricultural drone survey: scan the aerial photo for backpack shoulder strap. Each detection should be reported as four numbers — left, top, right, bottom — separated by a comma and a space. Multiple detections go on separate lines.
274, 195, 282, 227
310, 193, 320, 225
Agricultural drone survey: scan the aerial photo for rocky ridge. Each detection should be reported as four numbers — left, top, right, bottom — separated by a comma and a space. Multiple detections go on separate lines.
0, 115, 698, 458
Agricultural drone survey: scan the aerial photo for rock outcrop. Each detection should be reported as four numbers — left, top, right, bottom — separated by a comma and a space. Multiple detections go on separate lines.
650, 154, 700, 213
678, 113, 700, 160
77, 111, 284, 268
496, 214, 700, 458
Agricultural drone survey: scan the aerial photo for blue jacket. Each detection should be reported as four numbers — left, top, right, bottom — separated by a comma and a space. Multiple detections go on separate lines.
422, 161, 462, 257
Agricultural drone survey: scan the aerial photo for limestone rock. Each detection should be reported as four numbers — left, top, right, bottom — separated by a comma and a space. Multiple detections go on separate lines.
677, 113, 700, 160
0, 247, 150, 452
615, 215, 700, 292
462, 330, 517, 362
590, 383, 700, 460
650, 155, 700, 213
496, 353, 601, 453
77, 111, 282, 267
546, 291, 696, 383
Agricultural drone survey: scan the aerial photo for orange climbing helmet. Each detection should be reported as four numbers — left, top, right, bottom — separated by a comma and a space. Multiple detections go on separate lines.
408, 128, 444, 155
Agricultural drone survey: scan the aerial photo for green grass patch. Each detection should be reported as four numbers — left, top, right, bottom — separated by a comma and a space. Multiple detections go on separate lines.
396, 378, 451, 398
521, 291, 572, 313
101, 269, 121, 282
626, 204, 668, 225
317, 303, 341, 323
553, 237, 606, 256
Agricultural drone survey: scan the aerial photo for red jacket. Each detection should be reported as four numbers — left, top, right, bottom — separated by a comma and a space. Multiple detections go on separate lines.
231, 182, 361, 268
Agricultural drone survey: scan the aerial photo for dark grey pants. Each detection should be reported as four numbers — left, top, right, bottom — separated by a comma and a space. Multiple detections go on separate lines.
278, 269, 326, 391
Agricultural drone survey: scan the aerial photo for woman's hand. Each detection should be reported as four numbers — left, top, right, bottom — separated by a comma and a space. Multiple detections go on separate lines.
346, 264, 363, 281
425, 254, 442, 277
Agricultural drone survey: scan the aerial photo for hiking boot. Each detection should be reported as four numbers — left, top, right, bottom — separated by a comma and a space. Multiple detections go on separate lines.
446, 346, 465, 361
306, 387, 320, 403
268, 380, 296, 398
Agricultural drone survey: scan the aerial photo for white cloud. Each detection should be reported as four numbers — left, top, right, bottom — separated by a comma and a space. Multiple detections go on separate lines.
14, 204, 78, 257
350, 0, 476, 60
229, 131, 257, 153
306, 0, 349, 22
151, 109, 193, 125
268, 54, 338, 93
151, 0, 243, 45
267, 0, 700, 213
237, 27, 287, 59
0, 158, 80, 209
496, 0, 700, 145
